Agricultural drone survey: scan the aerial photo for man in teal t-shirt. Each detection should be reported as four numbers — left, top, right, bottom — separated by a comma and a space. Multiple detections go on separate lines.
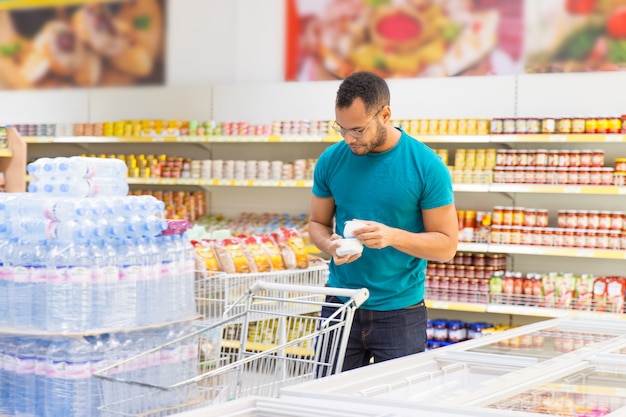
309, 71, 458, 372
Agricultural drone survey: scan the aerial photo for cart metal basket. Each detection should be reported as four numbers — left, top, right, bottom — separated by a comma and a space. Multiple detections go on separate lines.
95, 280, 369, 417
194, 264, 329, 322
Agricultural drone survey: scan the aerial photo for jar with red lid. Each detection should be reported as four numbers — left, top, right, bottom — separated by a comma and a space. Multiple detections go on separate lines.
563, 229, 576, 247
585, 230, 598, 248
503, 118, 516, 134
557, 118, 572, 133
609, 231, 621, 250
512, 207, 525, 226
572, 117, 585, 133
600, 167, 614, 185
556, 167, 569, 184
496, 149, 508, 166
523, 209, 537, 227
557, 210, 568, 228
608, 117, 621, 133
569, 150, 581, 167
536, 209, 549, 227
445, 264, 456, 277
473, 253, 486, 267
527, 119, 540, 134
513, 168, 525, 183
449, 277, 460, 301
576, 211, 589, 229
610, 211, 624, 231
599, 211, 612, 230
524, 167, 536, 184
558, 151, 570, 167
541, 228, 554, 246
592, 150, 605, 167
515, 119, 528, 134
506, 150, 519, 166
568, 168, 579, 185
580, 150, 592, 167
596, 117, 608, 133
439, 276, 450, 300
585, 118, 597, 133
535, 168, 548, 184
521, 227, 533, 245
574, 230, 586, 248
589, 167, 602, 185
530, 227, 543, 245
578, 168, 590, 185
597, 231, 610, 249
535, 149, 548, 166
510, 226, 522, 245
588, 210, 600, 229
564, 210, 577, 228
553, 229, 565, 247
475, 266, 486, 279
458, 278, 470, 302
548, 150, 560, 167
502, 206, 513, 225
455, 265, 465, 278
500, 227, 511, 244
490, 225, 502, 244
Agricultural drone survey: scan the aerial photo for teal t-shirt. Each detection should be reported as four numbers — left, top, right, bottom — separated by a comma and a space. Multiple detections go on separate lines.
312, 128, 454, 310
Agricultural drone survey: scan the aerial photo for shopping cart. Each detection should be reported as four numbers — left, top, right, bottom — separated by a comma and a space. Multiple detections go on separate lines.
95, 280, 369, 417
194, 263, 329, 322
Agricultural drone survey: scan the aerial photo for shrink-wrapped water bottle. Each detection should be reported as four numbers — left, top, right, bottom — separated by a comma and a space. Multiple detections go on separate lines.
9, 239, 37, 329
8, 194, 90, 222
14, 337, 37, 417
115, 239, 138, 328
4, 337, 17, 416
0, 239, 11, 327
17, 218, 86, 242
44, 338, 93, 417
55, 156, 128, 179
0, 338, 8, 415
34, 338, 51, 417
26, 157, 55, 181
29, 177, 129, 198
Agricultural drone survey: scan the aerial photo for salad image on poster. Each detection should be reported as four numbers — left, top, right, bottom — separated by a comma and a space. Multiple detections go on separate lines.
0, 0, 165, 90
524, 0, 626, 73
288, 0, 524, 80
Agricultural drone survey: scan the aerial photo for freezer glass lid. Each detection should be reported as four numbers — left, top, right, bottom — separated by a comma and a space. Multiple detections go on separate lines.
487, 365, 626, 416
466, 325, 615, 361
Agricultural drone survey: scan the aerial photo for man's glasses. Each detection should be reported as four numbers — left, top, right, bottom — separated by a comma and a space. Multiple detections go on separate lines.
332, 107, 384, 138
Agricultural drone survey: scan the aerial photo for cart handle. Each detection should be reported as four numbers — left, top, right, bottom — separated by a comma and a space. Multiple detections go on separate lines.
249, 280, 369, 308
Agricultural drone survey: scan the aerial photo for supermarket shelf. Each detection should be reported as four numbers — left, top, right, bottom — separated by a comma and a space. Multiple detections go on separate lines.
453, 184, 490, 192
457, 242, 626, 260
23, 133, 626, 144
419, 135, 492, 143
486, 304, 626, 320
126, 178, 314, 187
24, 135, 339, 144
489, 184, 626, 195
0, 149, 12, 158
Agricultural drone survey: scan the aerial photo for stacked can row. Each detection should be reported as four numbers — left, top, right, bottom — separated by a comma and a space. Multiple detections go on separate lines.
129, 190, 207, 222
125, 156, 317, 181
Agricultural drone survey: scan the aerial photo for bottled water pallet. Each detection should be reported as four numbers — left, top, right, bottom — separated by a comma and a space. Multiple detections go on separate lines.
194, 264, 329, 323
95, 280, 369, 417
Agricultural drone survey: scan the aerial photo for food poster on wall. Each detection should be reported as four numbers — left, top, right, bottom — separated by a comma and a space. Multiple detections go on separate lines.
285, 0, 626, 80
285, 0, 525, 80
0, 0, 165, 90
524, 0, 626, 73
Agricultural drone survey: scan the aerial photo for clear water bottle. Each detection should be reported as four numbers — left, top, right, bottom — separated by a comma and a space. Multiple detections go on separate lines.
55, 156, 128, 179
14, 337, 37, 417
26, 157, 55, 181
126, 215, 168, 238
17, 218, 87, 242
44, 338, 93, 417
9, 194, 89, 222
4, 337, 18, 416
132, 238, 151, 326
115, 239, 138, 328
34, 338, 51, 417
35, 177, 130, 198
158, 235, 176, 322
0, 239, 11, 327
0, 338, 9, 415
100, 239, 124, 329
46, 241, 92, 333
143, 237, 162, 324
178, 235, 197, 317
9, 239, 36, 329
31, 240, 49, 331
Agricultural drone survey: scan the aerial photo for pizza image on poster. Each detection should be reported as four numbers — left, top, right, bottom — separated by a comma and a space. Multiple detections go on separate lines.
0, 0, 165, 90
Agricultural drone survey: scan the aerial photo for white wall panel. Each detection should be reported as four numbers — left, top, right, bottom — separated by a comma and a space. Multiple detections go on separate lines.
0, 90, 89, 124
386, 76, 517, 119
89, 85, 213, 122
213, 81, 341, 124
517, 72, 626, 118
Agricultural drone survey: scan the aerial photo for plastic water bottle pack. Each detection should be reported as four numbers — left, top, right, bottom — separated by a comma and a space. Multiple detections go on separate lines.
0, 323, 197, 417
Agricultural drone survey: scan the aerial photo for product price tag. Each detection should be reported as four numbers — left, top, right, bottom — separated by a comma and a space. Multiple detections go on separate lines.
605, 134, 624, 142
550, 134, 567, 142
563, 186, 581, 194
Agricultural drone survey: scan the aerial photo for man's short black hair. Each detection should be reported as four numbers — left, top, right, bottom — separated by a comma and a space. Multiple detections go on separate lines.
336, 71, 390, 114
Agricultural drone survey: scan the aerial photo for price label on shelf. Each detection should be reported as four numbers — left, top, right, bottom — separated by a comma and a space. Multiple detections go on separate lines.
549, 134, 567, 142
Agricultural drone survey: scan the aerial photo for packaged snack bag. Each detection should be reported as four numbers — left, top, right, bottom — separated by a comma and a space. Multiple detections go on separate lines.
240, 235, 273, 273
541, 273, 556, 308
192, 239, 220, 272
555, 273, 575, 309
593, 276, 608, 312
607, 276, 625, 314
256, 234, 286, 271
214, 237, 257, 274
574, 274, 594, 311
273, 228, 309, 269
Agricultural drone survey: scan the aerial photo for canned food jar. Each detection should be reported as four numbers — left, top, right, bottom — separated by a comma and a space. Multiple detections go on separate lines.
557, 118, 572, 133
490, 119, 503, 134
541, 118, 556, 133
572, 117, 585, 133
467, 322, 493, 339
503, 119, 516, 134
527, 118, 541, 134
615, 158, 626, 172
585, 118, 597, 133
447, 321, 467, 342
